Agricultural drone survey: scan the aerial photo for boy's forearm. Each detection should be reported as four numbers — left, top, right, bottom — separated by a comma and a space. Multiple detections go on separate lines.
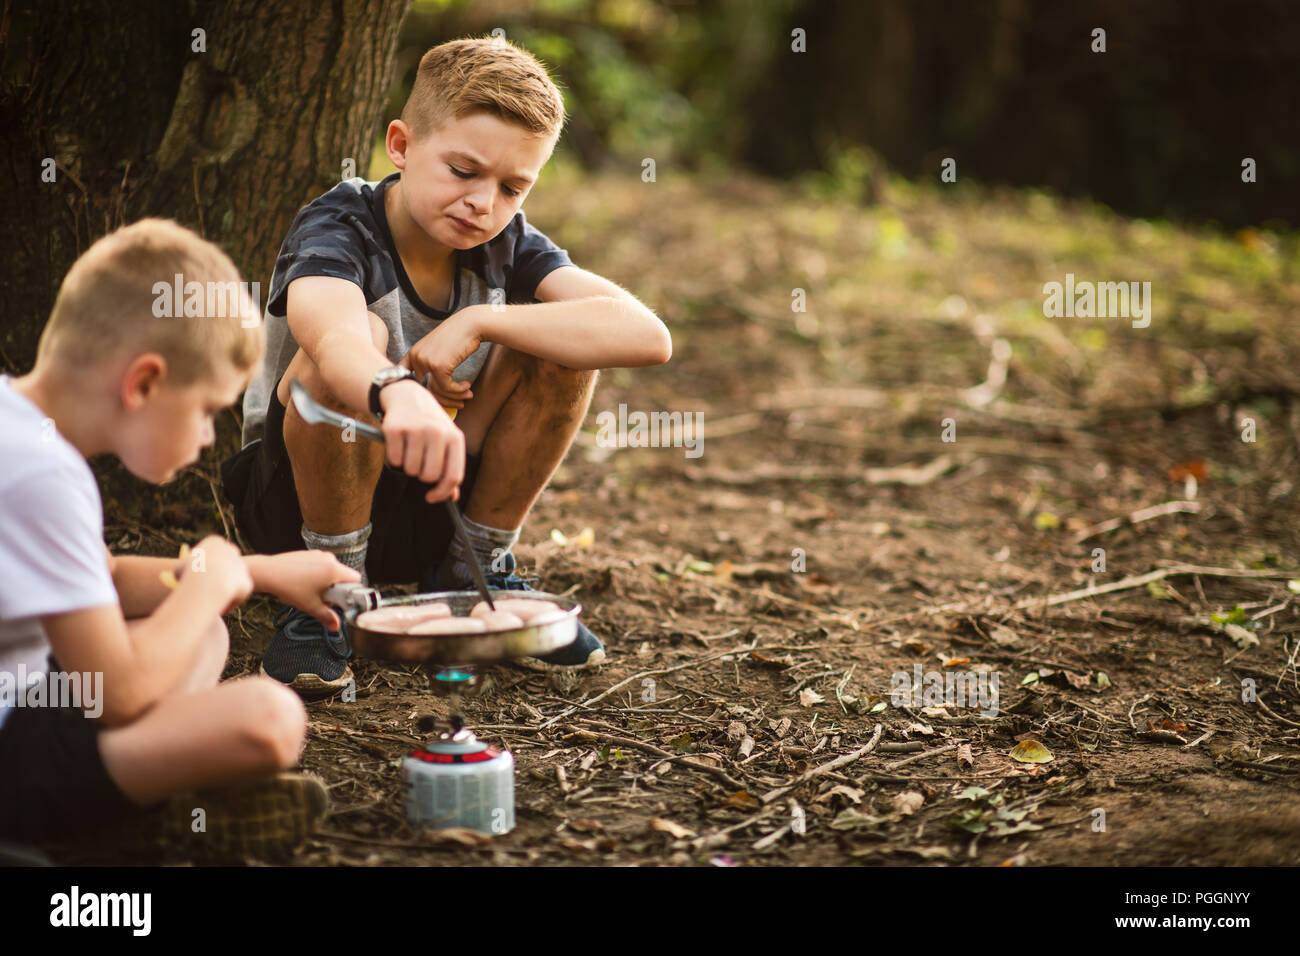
312, 325, 393, 416
472, 297, 671, 369
112, 554, 184, 618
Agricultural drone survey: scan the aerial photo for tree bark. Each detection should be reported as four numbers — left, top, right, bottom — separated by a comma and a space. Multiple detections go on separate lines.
0, 0, 409, 373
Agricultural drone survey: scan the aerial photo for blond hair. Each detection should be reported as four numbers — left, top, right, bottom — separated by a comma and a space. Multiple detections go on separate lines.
402, 36, 566, 141
36, 219, 264, 385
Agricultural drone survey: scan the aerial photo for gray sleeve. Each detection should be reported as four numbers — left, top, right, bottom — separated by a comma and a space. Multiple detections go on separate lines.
504, 211, 573, 303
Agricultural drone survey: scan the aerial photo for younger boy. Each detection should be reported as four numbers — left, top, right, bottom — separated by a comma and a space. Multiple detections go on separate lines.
0, 219, 360, 856
222, 37, 672, 697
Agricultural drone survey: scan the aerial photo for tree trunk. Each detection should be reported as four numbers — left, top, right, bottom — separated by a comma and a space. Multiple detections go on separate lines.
0, 0, 409, 373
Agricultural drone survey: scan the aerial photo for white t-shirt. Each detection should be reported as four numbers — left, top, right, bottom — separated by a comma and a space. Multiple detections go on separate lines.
0, 375, 117, 730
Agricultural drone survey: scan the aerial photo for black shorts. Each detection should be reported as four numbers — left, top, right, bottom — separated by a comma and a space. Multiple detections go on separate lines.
0, 664, 140, 843
220, 376, 481, 586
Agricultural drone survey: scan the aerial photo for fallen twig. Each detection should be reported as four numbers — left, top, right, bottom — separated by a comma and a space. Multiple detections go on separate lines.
536, 643, 756, 730
1073, 500, 1202, 544
761, 724, 883, 804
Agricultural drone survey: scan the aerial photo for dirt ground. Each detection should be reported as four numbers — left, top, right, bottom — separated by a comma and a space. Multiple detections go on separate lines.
68, 169, 1300, 866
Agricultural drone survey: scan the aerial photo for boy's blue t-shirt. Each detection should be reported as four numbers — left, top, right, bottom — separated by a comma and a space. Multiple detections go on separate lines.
241, 172, 574, 446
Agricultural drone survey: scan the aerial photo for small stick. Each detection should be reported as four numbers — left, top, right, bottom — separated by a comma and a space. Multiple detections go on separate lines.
536, 643, 756, 730
562, 729, 745, 791
762, 724, 883, 804
752, 823, 792, 851
1256, 696, 1300, 729
882, 742, 961, 771
1127, 693, 1153, 732
689, 804, 782, 851
1073, 500, 1201, 544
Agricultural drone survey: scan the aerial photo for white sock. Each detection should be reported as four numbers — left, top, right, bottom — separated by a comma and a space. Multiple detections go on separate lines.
301, 523, 371, 586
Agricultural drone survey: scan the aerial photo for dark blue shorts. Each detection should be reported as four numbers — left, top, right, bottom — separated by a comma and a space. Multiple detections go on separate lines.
0, 662, 140, 845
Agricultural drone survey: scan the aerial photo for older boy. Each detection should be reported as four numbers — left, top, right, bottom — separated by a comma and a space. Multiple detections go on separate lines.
0, 219, 359, 856
222, 37, 671, 697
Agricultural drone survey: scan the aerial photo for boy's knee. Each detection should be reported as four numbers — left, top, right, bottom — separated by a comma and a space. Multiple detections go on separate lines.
526, 355, 597, 394
241, 679, 308, 768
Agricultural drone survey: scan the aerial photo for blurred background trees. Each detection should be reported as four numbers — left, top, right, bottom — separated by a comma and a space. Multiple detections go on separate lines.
395, 0, 1296, 229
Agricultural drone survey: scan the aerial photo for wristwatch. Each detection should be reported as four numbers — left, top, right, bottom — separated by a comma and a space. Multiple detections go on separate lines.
368, 365, 417, 419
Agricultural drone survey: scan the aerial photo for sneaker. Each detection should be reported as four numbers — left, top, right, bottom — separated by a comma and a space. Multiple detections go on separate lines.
110, 772, 330, 863
423, 552, 606, 666
260, 604, 355, 699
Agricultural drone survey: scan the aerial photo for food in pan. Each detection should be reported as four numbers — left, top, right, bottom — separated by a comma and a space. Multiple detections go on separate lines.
357, 603, 452, 632
408, 616, 488, 635
470, 609, 526, 631
470, 598, 566, 624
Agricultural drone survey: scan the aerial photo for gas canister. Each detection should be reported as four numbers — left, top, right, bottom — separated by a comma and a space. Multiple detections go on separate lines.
401, 730, 515, 835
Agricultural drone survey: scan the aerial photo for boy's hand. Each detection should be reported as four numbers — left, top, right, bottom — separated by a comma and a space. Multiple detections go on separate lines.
400, 308, 482, 410
182, 535, 254, 615
254, 551, 362, 630
378, 377, 466, 504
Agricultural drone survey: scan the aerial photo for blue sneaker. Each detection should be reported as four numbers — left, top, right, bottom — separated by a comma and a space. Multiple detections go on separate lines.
260, 605, 355, 699
423, 552, 606, 666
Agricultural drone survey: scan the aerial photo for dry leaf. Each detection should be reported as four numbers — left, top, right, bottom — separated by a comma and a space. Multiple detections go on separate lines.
1167, 460, 1208, 482
799, 688, 826, 707
724, 790, 760, 810
419, 827, 492, 848
650, 817, 696, 839
1222, 623, 1259, 650
892, 791, 925, 816
988, 625, 1020, 647
738, 736, 755, 758
957, 743, 974, 768
816, 784, 864, 805
1009, 740, 1054, 763
830, 808, 888, 830
795, 573, 837, 594
752, 651, 796, 668
1062, 670, 1092, 690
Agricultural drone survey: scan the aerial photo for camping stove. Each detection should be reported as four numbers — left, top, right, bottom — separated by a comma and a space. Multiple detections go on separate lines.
401, 666, 515, 835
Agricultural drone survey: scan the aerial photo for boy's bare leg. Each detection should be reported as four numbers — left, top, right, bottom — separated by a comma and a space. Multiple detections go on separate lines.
279, 327, 595, 537
97, 676, 307, 805
452, 345, 598, 530
125, 616, 230, 696
276, 314, 389, 535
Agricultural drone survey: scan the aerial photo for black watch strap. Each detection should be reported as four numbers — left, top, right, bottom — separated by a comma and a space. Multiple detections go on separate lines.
368, 367, 415, 419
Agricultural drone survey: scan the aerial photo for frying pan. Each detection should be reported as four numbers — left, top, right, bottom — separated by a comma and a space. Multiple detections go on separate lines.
324, 583, 579, 665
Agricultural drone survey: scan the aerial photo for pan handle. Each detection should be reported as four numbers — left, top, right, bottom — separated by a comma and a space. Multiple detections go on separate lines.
322, 583, 381, 624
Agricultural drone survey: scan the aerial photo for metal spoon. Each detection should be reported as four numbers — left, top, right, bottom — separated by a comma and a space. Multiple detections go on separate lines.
289, 378, 495, 611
